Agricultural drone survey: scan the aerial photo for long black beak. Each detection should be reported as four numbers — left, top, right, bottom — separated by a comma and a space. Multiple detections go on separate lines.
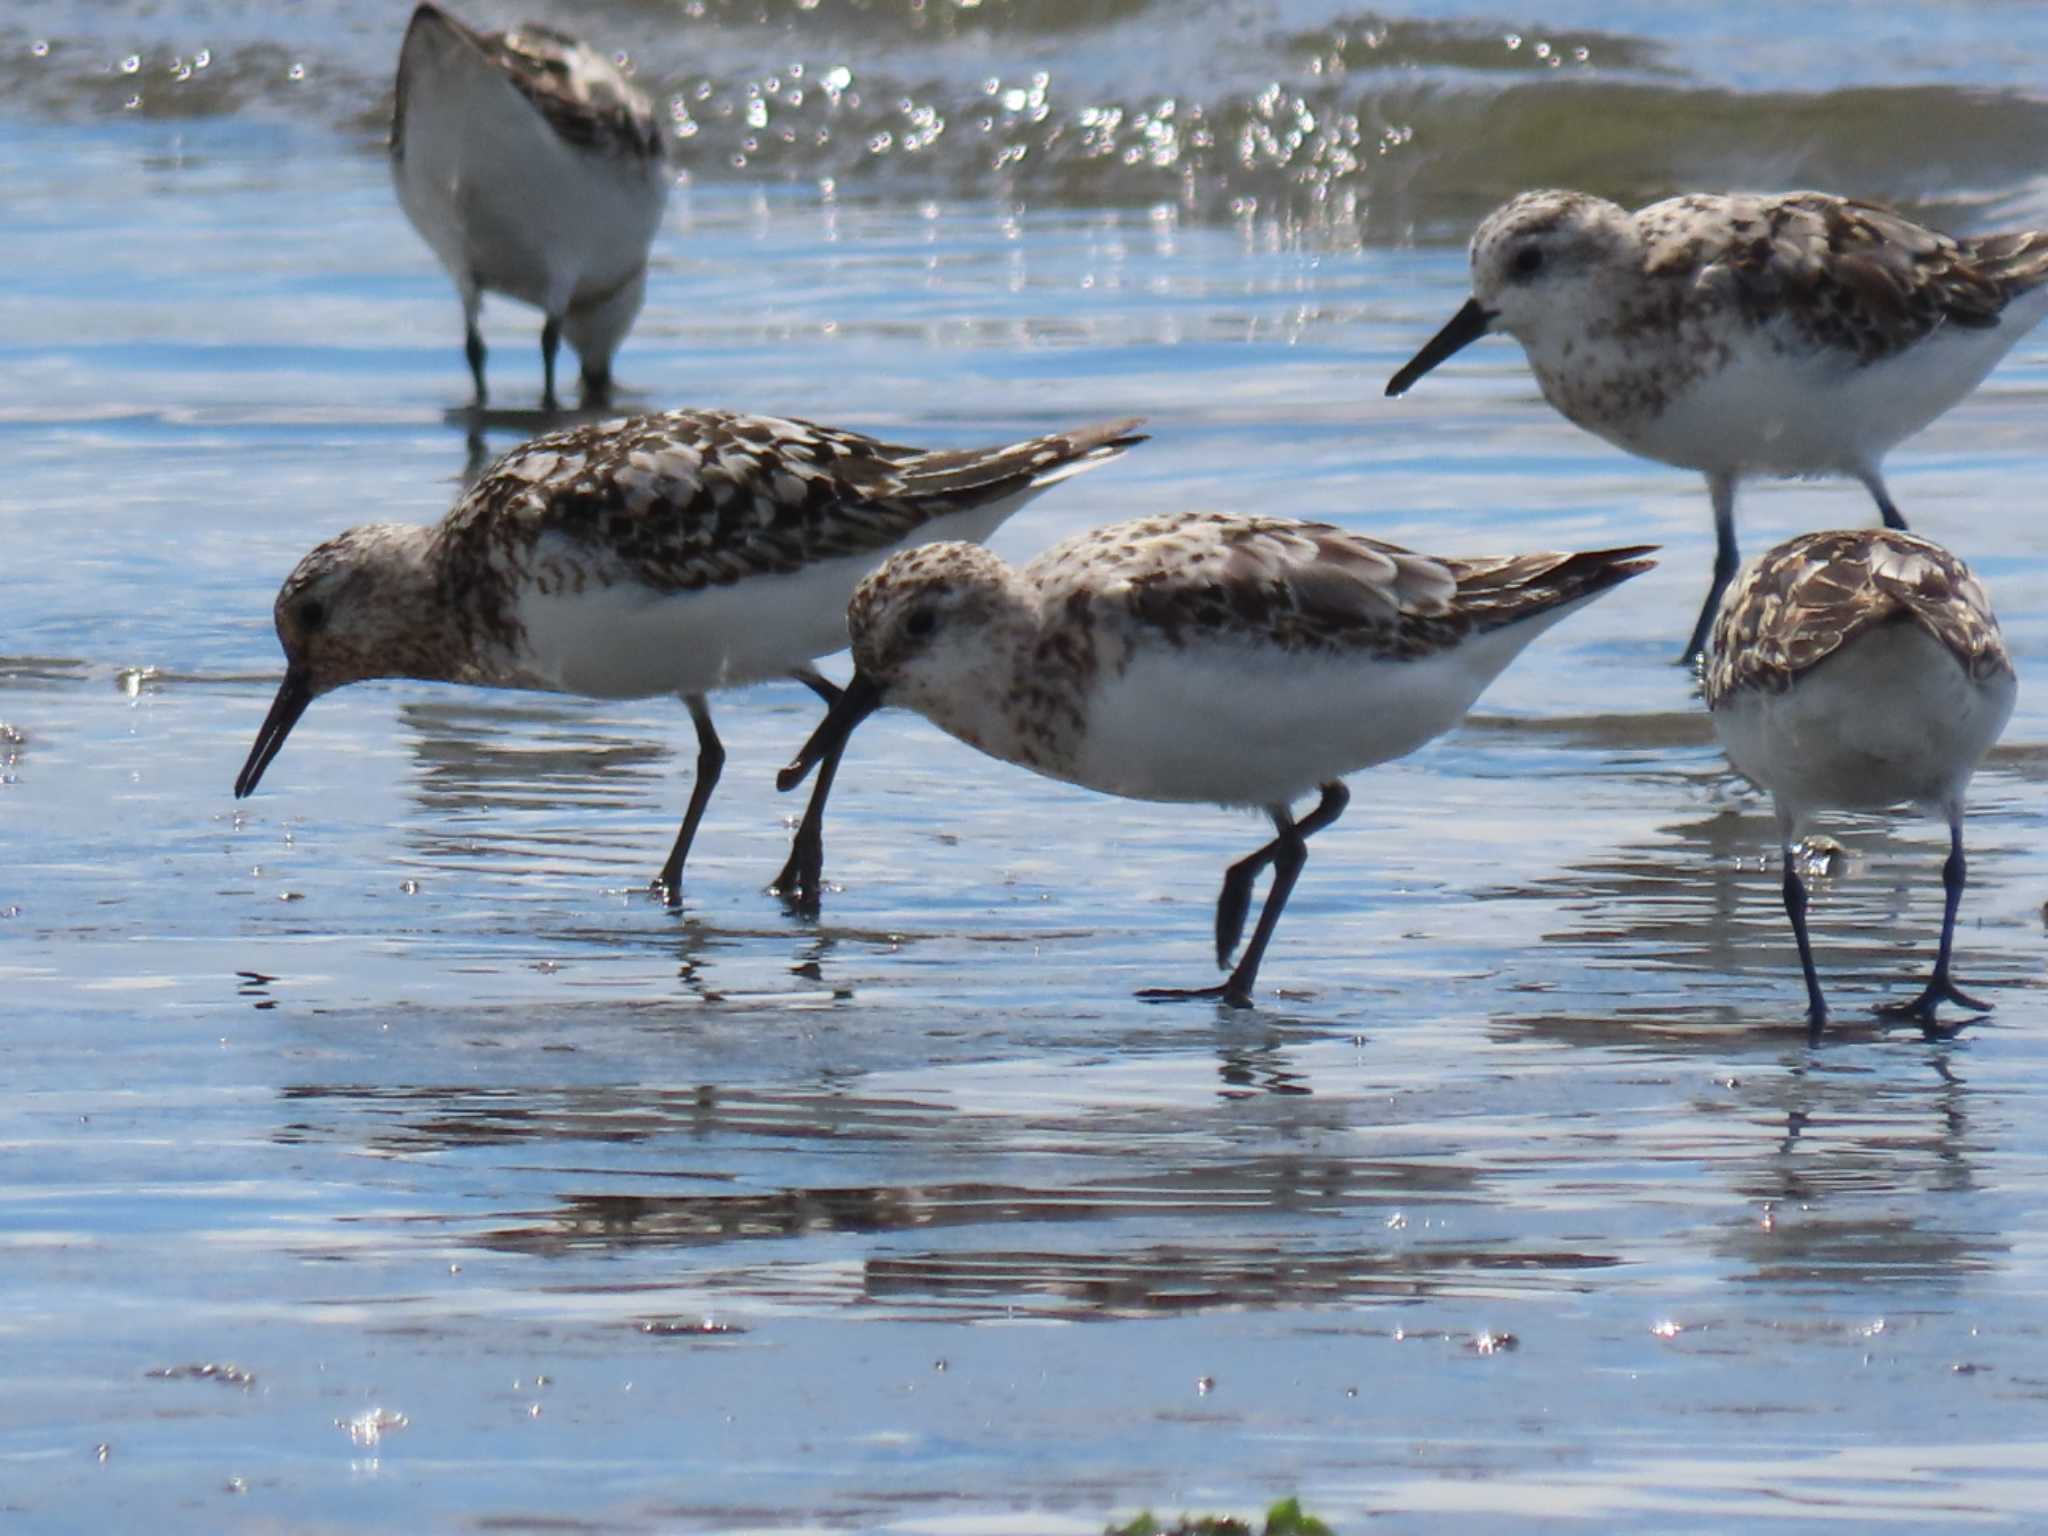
1385, 297, 1497, 397
777, 672, 884, 792
234, 668, 313, 798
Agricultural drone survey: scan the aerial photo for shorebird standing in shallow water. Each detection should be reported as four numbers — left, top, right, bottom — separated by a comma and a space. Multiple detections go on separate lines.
780, 511, 1654, 1005
1703, 529, 2016, 1037
391, 2, 670, 411
234, 409, 1144, 911
1386, 189, 2048, 661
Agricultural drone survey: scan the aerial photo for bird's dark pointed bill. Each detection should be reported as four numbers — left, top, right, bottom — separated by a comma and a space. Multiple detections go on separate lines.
234, 669, 313, 799
777, 672, 884, 793
1385, 297, 1498, 397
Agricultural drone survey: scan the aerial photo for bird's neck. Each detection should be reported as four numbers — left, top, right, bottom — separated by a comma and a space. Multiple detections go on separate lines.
355, 523, 508, 689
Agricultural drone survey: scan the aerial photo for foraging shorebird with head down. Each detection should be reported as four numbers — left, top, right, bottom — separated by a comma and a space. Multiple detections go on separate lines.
781, 510, 1655, 1005
391, 2, 670, 411
234, 409, 1145, 911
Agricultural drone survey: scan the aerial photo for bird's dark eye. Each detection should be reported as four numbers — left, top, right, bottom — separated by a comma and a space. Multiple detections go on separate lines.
1512, 245, 1544, 277
299, 599, 327, 633
904, 606, 938, 640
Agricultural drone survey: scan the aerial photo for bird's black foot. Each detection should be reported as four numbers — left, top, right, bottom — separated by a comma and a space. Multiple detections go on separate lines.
770, 853, 824, 918
1136, 981, 1254, 1009
648, 872, 683, 910
769, 818, 826, 916
1803, 1002, 1828, 1045
1875, 977, 1993, 1023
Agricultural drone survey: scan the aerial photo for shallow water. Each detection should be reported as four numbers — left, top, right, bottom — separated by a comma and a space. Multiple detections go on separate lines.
4, 2, 2048, 1531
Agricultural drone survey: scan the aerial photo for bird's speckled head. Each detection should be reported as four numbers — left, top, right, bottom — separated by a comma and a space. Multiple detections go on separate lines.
776, 540, 1034, 798
846, 541, 1024, 714
234, 523, 444, 799
1468, 189, 1635, 340
1385, 189, 1637, 398
268, 523, 446, 699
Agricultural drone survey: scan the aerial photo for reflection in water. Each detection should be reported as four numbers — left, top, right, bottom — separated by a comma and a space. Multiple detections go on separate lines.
1531, 766, 2042, 1017
279, 1080, 956, 1153
401, 696, 668, 812
462, 1162, 1619, 1318
395, 694, 679, 889
860, 1239, 1619, 1318
0, 655, 93, 690
1705, 1049, 2002, 1294
391, 688, 833, 905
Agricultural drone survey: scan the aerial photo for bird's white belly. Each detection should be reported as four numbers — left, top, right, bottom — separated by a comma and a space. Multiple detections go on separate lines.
510, 490, 1041, 700
1068, 620, 1557, 807
394, 68, 663, 313
1713, 623, 2015, 825
1597, 303, 2048, 479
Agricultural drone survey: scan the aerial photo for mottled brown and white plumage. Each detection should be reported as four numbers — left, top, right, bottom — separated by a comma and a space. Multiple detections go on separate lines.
1704, 529, 2016, 1034
780, 511, 1655, 1005
233, 408, 1146, 910
391, 2, 669, 411
1387, 189, 2048, 662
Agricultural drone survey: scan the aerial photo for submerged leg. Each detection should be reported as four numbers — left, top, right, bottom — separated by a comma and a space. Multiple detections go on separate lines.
772, 670, 849, 914
1140, 781, 1350, 1008
655, 694, 724, 906
1854, 465, 1909, 532
1781, 840, 1828, 1040
540, 314, 563, 413
462, 288, 488, 408
1681, 471, 1739, 665
1876, 815, 1993, 1022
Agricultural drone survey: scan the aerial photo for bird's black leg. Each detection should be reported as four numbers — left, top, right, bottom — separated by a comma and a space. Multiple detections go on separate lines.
656, 694, 723, 908
1210, 842, 1279, 972
1858, 467, 1910, 532
581, 362, 613, 411
1681, 471, 1739, 665
772, 669, 848, 912
1208, 781, 1351, 966
773, 731, 847, 918
1876, 818, 1993, 1023
1140, 781, 1350, 1008
464, 302, 488, 409
1781, 843, 1828, 1041
540, 315, 563, 413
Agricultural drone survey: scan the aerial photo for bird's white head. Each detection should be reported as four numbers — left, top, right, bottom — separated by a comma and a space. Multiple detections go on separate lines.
775, 540, 1034, 796
1387, 189, 1635, 396
847, 541, 1027, 732
1468, 189, 1636, 346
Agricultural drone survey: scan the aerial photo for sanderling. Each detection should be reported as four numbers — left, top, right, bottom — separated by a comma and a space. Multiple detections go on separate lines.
777, 511, 1655, 1005
391, 3, 670, 411
233, 409, 1145, 910
1386, 189, 2048, 661
1703, 528, 2016, 1035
